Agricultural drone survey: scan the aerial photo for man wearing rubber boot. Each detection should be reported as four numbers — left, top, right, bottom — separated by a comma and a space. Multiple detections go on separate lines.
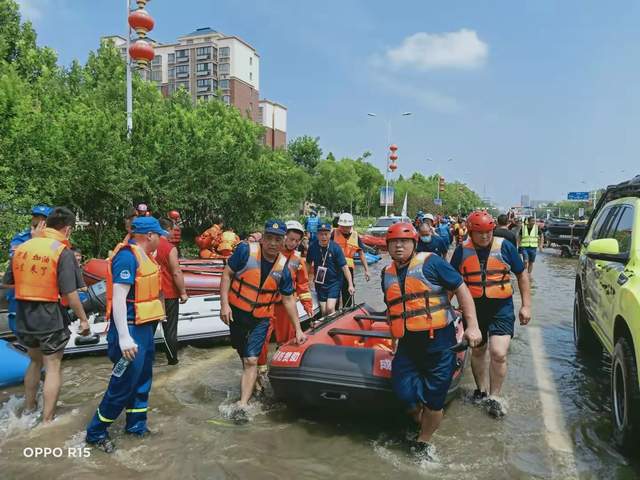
220, 220, 306, 421
3, 207, 91, 423
450, 211, 532, 418
331, 213, 370, 307
86, 217, 168, 453
256, 221, 314, 384
382, 223, 482, 457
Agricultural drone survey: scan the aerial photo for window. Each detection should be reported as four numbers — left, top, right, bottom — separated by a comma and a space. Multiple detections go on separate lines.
219, 47, 230, 57
187, 39, 194, 44
249, 72, 252, 81
212, 79, 218, 90
196, 46, 211, 57
197, 62, 210, 72
219, 79, 229, 89
151, 70, 162, 82
609, 206, 634, 254
223, 95, 231, 104
169, 67, 175, 78
219, 63, 230, 74
176, 64, 189, 75
177, 81, 189, 91
176, 49, 188, 59
249, 56, 252, 65
197, 78, 212, 90
152, 55, 162, 66
168, 53, 175, 63
590, 206, 615, 241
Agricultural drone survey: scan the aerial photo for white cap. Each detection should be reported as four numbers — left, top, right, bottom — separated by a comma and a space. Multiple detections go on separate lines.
285, 220, 305, 235
338, 213, 354, 226
423, 213, 435, 222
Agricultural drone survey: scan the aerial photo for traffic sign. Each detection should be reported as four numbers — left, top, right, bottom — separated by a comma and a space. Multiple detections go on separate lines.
434, 198, 443, 206
567, 191, 590, 201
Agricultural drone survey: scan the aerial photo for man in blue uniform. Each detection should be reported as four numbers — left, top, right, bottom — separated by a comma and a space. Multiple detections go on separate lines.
416, 221, 448, 258
220, 220, 306, 419
306, 222, 354, 316
6, 205, 52, 334
86, 217, 168, 453
305, 211, 319, 241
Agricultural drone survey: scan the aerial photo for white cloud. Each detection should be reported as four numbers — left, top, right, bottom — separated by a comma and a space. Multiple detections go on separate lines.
386, 29, 488, 70
16, 0, 42, 20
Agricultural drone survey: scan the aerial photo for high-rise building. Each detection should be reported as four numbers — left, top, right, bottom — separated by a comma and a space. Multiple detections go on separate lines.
101, 27, 285, 145
520, 194, 531, 208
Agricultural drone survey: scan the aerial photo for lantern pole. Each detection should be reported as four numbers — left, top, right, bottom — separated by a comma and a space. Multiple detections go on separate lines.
126, 0, 133, 136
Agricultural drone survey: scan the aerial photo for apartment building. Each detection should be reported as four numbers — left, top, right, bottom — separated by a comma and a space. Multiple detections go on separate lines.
102, 27, 285, 145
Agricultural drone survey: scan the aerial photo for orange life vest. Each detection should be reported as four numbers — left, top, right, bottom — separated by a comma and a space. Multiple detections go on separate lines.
276, 249, 312, 304
217, 231, 239, 255
12, 228, 70, 302
333, 229, 360, 268
229, 242, 287, 318
383, 252, 455, 339
459, 237, 513, 299
106, 242, 165, 325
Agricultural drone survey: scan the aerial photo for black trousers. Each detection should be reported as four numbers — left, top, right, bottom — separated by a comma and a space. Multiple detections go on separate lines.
341, 267, 355, 308
162, 298, 180, 363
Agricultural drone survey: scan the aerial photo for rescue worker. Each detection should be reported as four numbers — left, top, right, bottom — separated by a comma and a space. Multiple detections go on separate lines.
6, 205, 51, 334
217, 228, 240, 256
3, 207, 90, 423
382, 222, 481, 456
493, 214, 518, 248
450, 211, 532, 418
454, 219, 468, 246
417, 222, 448, 258
157, 218, 189, 365
305, 210, 319, 241
519, 216, 543, 274
196, 216, 224, 258
307, 222, 355, 316
220, 220, 306, 419
256, 221, 314, 380
136, 203, 151, 217
86, 217, 168, 452
331, 213, 370, 307
167, 210, 182, 252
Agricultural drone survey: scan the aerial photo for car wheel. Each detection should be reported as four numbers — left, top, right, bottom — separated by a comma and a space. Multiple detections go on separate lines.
611, 336, 640, 451
573, 289, 600, 354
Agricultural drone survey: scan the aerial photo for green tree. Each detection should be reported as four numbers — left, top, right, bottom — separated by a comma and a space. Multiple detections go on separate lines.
287, 135, 322, 172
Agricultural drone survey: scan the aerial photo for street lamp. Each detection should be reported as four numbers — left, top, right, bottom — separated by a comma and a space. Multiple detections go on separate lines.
367, 112, 413, 216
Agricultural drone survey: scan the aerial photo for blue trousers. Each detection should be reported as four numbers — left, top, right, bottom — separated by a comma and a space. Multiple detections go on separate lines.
86, 322, 156, 442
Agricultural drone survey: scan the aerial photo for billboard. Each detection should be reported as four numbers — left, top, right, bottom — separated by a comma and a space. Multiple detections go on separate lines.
379, 186, 394, 207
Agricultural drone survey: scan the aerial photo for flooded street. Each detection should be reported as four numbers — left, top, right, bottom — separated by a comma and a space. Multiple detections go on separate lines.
1, 251, 639, 479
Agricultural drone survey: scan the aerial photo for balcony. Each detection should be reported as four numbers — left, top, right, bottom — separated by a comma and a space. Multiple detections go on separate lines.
176, 71, 189, 79
176, 54, 189, 63
196, 54, 211, 61
196, 69, 210, 77
197, 86, 211, 93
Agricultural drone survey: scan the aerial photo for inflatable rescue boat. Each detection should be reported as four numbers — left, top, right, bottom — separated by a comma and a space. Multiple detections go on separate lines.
269, 304, 467, 412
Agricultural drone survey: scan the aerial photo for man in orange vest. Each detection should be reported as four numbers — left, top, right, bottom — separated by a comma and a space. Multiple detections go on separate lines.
382, 222, 481, 457
257, 221, 314, 375
86, 217, 168, 452
332, 213, 370, 307
220, 220, 306, 420
3, 207, 90, 423
450, 211, 531, 418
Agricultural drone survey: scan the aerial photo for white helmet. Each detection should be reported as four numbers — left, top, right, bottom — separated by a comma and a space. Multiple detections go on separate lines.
338, 213, 354, 227
285, 220, 305, 235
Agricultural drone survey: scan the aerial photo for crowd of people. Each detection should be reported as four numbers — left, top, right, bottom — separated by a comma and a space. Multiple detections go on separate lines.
2, 203, 536, 457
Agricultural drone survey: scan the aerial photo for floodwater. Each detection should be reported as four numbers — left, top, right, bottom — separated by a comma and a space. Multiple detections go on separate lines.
1, 251, 639, 479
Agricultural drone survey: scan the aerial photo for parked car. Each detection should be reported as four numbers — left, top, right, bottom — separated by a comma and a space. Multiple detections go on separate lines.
365, 215, 412, 237
545, 217, 588, 257
574, 175, 640, 451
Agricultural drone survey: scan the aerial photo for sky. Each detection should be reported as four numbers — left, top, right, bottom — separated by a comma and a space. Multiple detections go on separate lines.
16, 0, 640, 208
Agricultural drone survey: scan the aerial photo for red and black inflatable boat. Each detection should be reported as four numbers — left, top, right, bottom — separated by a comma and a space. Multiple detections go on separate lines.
269, 304, 468, 412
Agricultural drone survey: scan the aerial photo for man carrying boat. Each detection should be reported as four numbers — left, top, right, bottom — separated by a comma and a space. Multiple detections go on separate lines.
307, 221, 355, 316
382, 222, 482, 456
450, 211, 531, 418
86, 217, 168, 452
220, 220, 306, 418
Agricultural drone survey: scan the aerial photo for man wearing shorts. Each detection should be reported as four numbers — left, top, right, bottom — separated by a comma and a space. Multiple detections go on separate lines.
306, 221, 354, 316
220, 220, 306, 419
3, 207, 90, 423
383, 222, 481, 457
519, 216, 543, 274
451, 211, 532, 418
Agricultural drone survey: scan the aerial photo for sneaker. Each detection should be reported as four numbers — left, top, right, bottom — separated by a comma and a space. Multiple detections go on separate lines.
472, 389, 488, 405
407, 440, 435, 461
126, 428, 153, 438
486, 397, 506, 418
88, 437, 116, 453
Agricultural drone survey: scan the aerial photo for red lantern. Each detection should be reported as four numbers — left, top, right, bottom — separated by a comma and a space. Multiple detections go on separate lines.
389, 153, 398, 161
129, 39, 155, 69
389, 144, 398, 152
389, 162, 398, 172
128, 9, 154, 38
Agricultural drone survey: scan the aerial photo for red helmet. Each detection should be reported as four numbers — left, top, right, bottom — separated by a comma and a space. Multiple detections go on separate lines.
467, 211, 495, 232
386, 222, 418, 242
168, 210, 181, 220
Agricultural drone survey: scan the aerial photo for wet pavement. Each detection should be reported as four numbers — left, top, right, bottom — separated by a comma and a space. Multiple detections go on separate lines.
1, 250, 639, 479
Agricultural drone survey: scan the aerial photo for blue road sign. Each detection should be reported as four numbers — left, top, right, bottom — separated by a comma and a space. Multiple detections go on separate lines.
434, 198, 443, 206
567, 191, 590, 201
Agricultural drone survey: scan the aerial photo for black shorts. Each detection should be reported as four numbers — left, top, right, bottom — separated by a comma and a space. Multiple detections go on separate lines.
18, 328, 71, 355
